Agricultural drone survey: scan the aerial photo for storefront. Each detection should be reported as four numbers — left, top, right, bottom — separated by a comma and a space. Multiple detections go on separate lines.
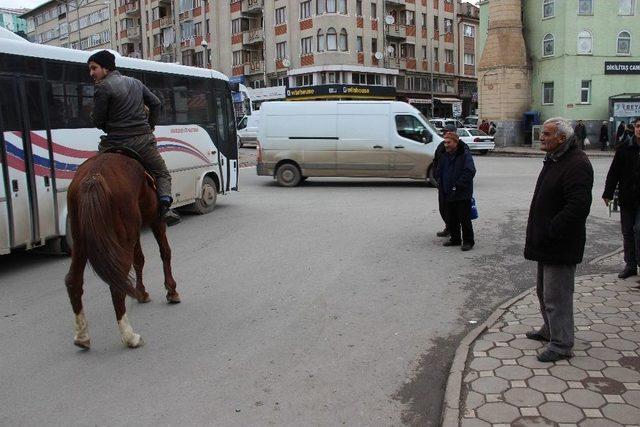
286, 84, 396, 101
609, 93, 640, 142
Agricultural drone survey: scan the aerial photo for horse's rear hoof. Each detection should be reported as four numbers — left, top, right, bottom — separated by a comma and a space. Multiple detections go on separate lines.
166, 292, 181, 304
74, 339, 90, 350
124, 335, 144, 348
137, 293, 151, 304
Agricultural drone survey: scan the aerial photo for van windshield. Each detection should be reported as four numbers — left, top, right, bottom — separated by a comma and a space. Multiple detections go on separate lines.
419, 113, 440, 135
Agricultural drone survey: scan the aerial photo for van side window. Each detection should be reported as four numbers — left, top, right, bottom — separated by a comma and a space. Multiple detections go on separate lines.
395, 115, 426, 143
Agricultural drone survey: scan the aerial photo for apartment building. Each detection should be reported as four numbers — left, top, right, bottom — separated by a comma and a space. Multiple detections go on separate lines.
21, 0, 112, 51
0, 8, 29, 35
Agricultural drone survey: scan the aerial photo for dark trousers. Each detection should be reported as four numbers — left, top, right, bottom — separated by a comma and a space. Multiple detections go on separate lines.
536, 263, 576, 355
577, 138, 585, 150
98, 133, 172, 199
444, 199, 474, 245
620, 206, 640, 269
438, 190, 447, 228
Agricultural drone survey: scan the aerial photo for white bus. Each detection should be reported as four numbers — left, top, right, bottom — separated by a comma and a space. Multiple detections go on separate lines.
0, 29, 239, 254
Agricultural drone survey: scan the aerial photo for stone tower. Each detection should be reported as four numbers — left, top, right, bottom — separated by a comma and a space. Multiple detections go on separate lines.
478, 0, 530, 146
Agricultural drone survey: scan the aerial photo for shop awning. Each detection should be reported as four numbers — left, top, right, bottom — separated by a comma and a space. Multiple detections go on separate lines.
408, 98, 432, 104
435, 97, 462, 104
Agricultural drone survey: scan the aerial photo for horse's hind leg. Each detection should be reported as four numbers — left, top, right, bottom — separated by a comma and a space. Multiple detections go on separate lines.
110, 286, 144, 348
134, 240, 151, 303
65, 252, 90, 349
151, 221, 180, 304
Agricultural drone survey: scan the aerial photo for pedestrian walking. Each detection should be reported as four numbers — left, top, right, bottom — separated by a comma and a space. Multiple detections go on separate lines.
603, 117, 640, 281
574, 120, 587, 150
479, 119, 490, 134
617, 121, 626, 143
436, 132, 476, 251
433, 123, 459, 238
600, 121, 609, 151
488, 122, 497, 136
524, 117, 594, 363
88, 50, 181, 225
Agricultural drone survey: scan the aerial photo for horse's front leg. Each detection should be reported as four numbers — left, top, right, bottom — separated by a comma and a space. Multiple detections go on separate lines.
151, 221, 180, 304
110, 286, 144, 348
65, 251, 90, 349
134, 240, 151, 303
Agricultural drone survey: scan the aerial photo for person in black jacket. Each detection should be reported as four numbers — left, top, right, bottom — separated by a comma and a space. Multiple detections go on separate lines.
433, 123, 459, 238
599, 121, 608, 151
574, 120, 587, 150
603, 117, 640, 280
436, 132, 476, 251
524, 117, 594, 363
88, 50, 180, 225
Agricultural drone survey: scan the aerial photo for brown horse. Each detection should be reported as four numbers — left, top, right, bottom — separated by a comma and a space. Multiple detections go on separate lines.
64, 153, 180, 349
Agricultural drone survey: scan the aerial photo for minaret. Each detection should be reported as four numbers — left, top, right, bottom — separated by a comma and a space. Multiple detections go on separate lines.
478, 0, 530, 146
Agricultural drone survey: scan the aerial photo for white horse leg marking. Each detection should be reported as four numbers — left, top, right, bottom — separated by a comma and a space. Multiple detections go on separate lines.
117, 314, 143, 348
74, 310, 90, 349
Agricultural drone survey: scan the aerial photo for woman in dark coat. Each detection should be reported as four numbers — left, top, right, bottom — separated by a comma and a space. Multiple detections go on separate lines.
600, 121, 608, 151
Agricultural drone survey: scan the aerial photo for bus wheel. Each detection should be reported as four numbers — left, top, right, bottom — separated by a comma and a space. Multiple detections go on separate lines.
275, 163, 302, 187
193, 176, 217, 214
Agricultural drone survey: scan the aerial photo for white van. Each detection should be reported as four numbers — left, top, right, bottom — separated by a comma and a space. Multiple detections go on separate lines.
256, 101, 442, 186
237, 112, 260, 147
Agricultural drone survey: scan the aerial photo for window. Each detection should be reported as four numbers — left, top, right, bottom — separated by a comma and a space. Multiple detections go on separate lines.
327, 27, 337, 50
445, 49, 454, 63
433, 47, 439, 61
444, 18, 453, 33
463, 24, 475, 38
542, 82, 554, 104
356, 0, 362, 15
617, 30, 631, 54
301, 36, 313, 54
338, 0, 347, 14
422, 13, 427, 28
317, 0, 325, 14
405, 10, 415, 26
577, 30, 592, 54
371, 2, 377, 19
400, 43, 415, 58
395, 115, 427, 143
295, 73, 313, 86
371, 37, 377, 53
232, 50, 244, 65
464, 53, 475, 65
276, 7, 286, 24
543, 0, 554, 18
580, 80, 591, 104
276, 41, 287, 58
619, 0, 635, 15
433, 16, 439, 31
356, 36, 363, 52
300, 1, 311, 19
543, 33, 554, 57
327, 0, 336, 13
339, 28, 348, 51
578, 0, 593, 15
422, 45, 427, 59
317, 29, 325, 51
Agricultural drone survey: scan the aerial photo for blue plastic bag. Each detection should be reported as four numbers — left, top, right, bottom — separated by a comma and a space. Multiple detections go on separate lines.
471, 197, 478, 220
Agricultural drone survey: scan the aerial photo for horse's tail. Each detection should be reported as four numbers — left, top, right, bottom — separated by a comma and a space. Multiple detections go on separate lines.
76, 173, 138, 299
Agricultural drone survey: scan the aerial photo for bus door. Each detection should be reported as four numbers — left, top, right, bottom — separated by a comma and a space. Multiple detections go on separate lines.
0, 78, 12, 254
224, 93, 239, 191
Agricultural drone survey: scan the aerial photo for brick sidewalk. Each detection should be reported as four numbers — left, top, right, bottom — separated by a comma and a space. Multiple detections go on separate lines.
448, 272, 640, 426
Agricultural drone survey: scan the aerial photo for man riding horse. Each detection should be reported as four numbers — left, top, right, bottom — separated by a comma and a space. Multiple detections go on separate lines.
87, 50, 181, 226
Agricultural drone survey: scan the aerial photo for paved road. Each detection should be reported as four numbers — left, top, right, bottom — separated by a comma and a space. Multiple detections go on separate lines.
0, 156, 621, 426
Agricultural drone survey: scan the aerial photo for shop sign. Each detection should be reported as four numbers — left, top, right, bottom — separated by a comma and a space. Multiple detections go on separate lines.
613, 101, 640, 117
604, 61, 640, 74
286, 84, 396, 99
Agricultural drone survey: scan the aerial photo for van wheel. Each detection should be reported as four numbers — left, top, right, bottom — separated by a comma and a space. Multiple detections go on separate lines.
276, 163, 302, 187
479, 149, 489, 155
427, 165, 437, 187
193, 176, 217, 214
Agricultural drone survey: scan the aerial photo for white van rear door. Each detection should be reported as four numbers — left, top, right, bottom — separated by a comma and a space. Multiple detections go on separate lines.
337, 103, 391, 177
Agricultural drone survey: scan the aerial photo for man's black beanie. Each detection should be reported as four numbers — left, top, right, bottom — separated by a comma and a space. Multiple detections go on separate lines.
87, 50, 116, 71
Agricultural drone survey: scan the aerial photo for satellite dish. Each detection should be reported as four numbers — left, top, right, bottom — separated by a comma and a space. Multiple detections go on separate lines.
374, 51, 383, 60
386, 45, 395, 54
385, 15, 395, 25
282, 58, 291, 67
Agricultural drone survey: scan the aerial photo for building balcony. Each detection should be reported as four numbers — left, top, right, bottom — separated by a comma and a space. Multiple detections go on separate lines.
160, 16, 173, 28
386, 58, 401, 69
385, 24, 406, 40
127, 27, 141, 40
242, 0, 264, 16
125, 2, 140, 15
385, 0, 406, 9
243, 28, 263, 45
127, 51, 143, 59
244, 60, 264, 75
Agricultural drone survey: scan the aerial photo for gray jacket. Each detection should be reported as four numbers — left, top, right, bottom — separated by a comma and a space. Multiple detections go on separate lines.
92, 70, 161, 136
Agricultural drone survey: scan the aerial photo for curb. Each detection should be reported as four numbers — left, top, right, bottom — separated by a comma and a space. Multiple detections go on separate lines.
440, 287, 535, 427
589, 246, 624, 265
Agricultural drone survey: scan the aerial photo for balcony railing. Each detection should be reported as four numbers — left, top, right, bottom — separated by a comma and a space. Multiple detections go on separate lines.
126, 27, 141, 39
244, 60, 264, 75
385, 0, 406, 8
159, 16, 172, 28
125, 2, 140, 15
243, 28, 263, 45
385, 24, 406, 39
242, 0, 264, 15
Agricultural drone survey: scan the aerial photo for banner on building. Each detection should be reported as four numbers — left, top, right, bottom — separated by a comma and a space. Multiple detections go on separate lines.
286, 84, 396, 100
604, 62, 640, 74
613, 101, 640, 117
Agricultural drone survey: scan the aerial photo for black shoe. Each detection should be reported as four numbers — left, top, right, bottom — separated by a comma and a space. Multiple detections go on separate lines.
537, 349, 572, 363
618, 267, 637, 279
461, 243, 474, 251
443, 240, 461, 247
526, 331, 549, 342
436, 229, 450, 237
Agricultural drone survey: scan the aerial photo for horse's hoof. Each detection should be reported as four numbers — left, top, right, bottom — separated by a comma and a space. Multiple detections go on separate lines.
166, 292, 181, 304
137, 293, 151, 304
74, 339, 90, 350
125, 335, 144, 349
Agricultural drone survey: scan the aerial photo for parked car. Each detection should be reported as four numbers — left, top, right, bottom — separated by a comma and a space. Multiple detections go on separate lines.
456, 128, 495, 154
463, 115, 479, 128
429, 118, 463, 135
237, 112, 260, 147
256, 101, 443, 186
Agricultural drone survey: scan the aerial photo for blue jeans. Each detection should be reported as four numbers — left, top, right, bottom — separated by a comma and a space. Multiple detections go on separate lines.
620, 206, 640, 269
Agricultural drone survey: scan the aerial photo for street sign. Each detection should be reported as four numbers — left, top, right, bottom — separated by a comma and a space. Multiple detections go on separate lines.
452, 102, 462, 118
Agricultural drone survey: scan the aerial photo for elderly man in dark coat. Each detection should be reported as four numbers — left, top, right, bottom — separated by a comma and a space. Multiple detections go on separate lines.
524, 117, 594, 363
436, 131, 476, 251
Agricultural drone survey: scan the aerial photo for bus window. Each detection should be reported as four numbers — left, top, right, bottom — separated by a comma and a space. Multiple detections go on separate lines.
215, 96, 225, 145
0, 53, 43, 77
0, 79, 21, 131
79, 84, 94, 127
144, 72, 175, 125
25, 80, 47, 130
